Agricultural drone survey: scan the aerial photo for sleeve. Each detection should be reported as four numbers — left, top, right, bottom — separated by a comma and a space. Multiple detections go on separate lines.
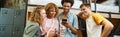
55, 20, 60, 36
73, 15, 79, 29
92, 13, 106, 25
25, 24, 40, 37
57, 14, 61, 25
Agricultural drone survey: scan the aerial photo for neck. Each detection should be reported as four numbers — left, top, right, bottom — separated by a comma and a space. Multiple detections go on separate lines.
84, 11, 93, 20
63, 11, 69, 16
89, 11, 93, 16
47, 16, 53, 19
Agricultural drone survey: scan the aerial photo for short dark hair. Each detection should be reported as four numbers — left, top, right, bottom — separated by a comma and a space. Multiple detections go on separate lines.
61, 0, 74, 7
80, 4, 91, 8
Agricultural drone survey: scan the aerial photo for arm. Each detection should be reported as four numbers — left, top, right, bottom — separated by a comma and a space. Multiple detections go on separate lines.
72, 15, 79, 34
62, 15, 78, 34
67, 23, 78, 34
92, 13, 114, 37
25, 24, 40, 37
55, 20, 60, 36
101, 20, 114, 37
62, 22, 78, 34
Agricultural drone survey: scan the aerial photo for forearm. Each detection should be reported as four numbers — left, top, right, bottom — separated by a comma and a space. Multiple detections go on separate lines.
101, 20, 114, 37
68, 24, 78, 34
101, 26, 113, 37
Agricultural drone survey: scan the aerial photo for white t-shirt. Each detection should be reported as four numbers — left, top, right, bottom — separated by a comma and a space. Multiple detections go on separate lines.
60, 20, 66, 37
86, 16, 102, 37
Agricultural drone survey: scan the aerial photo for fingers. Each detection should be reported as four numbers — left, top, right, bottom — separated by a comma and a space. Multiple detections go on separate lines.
61, 21, 67, 25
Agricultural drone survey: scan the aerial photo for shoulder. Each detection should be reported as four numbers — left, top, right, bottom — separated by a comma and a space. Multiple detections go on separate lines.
92, 13, 104, 19
92, 13, 101, 16
28, 21, 39, 27
92, 13, 104, 18
92, 13, 106, 25
69, 12, 77, 17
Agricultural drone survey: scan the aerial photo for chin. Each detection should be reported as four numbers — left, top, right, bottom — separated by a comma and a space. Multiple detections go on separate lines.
64, 10, 69, 12
64, 11, 69, 13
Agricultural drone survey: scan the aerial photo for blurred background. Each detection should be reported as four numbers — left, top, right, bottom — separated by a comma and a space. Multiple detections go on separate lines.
27, 0, 120, 37
0, 0, 27, 37
0, 0, 120, 37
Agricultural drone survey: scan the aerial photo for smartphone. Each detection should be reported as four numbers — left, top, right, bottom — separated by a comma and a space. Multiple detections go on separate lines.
62, 19, 67, 22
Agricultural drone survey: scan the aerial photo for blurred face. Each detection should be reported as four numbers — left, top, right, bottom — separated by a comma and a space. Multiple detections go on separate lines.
62, 2, 71, 13
80, 6, 91, 19
48, 8, 56, 18
40, 9, 46, 18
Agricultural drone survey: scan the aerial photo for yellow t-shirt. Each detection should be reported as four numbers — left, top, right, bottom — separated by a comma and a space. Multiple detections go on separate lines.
92, 13, 106, 25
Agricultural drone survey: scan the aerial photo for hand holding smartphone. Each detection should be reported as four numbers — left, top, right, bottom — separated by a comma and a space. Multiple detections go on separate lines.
61, 19, 67, 25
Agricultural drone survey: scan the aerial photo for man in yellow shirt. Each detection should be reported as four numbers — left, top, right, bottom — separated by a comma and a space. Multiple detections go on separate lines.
78, 4, 114, 37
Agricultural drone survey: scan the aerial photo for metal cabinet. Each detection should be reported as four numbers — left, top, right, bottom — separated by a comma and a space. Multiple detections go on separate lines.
0, 8, 26, 37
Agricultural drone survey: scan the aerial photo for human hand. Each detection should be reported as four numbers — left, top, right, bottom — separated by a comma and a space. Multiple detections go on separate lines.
46, 30, 56, 37
61, 21, 71, 28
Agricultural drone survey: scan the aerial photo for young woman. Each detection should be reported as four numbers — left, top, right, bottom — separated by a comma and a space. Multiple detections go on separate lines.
58, 0, 78, 37
40, 2, 59, 37
23, 6, 46, 37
